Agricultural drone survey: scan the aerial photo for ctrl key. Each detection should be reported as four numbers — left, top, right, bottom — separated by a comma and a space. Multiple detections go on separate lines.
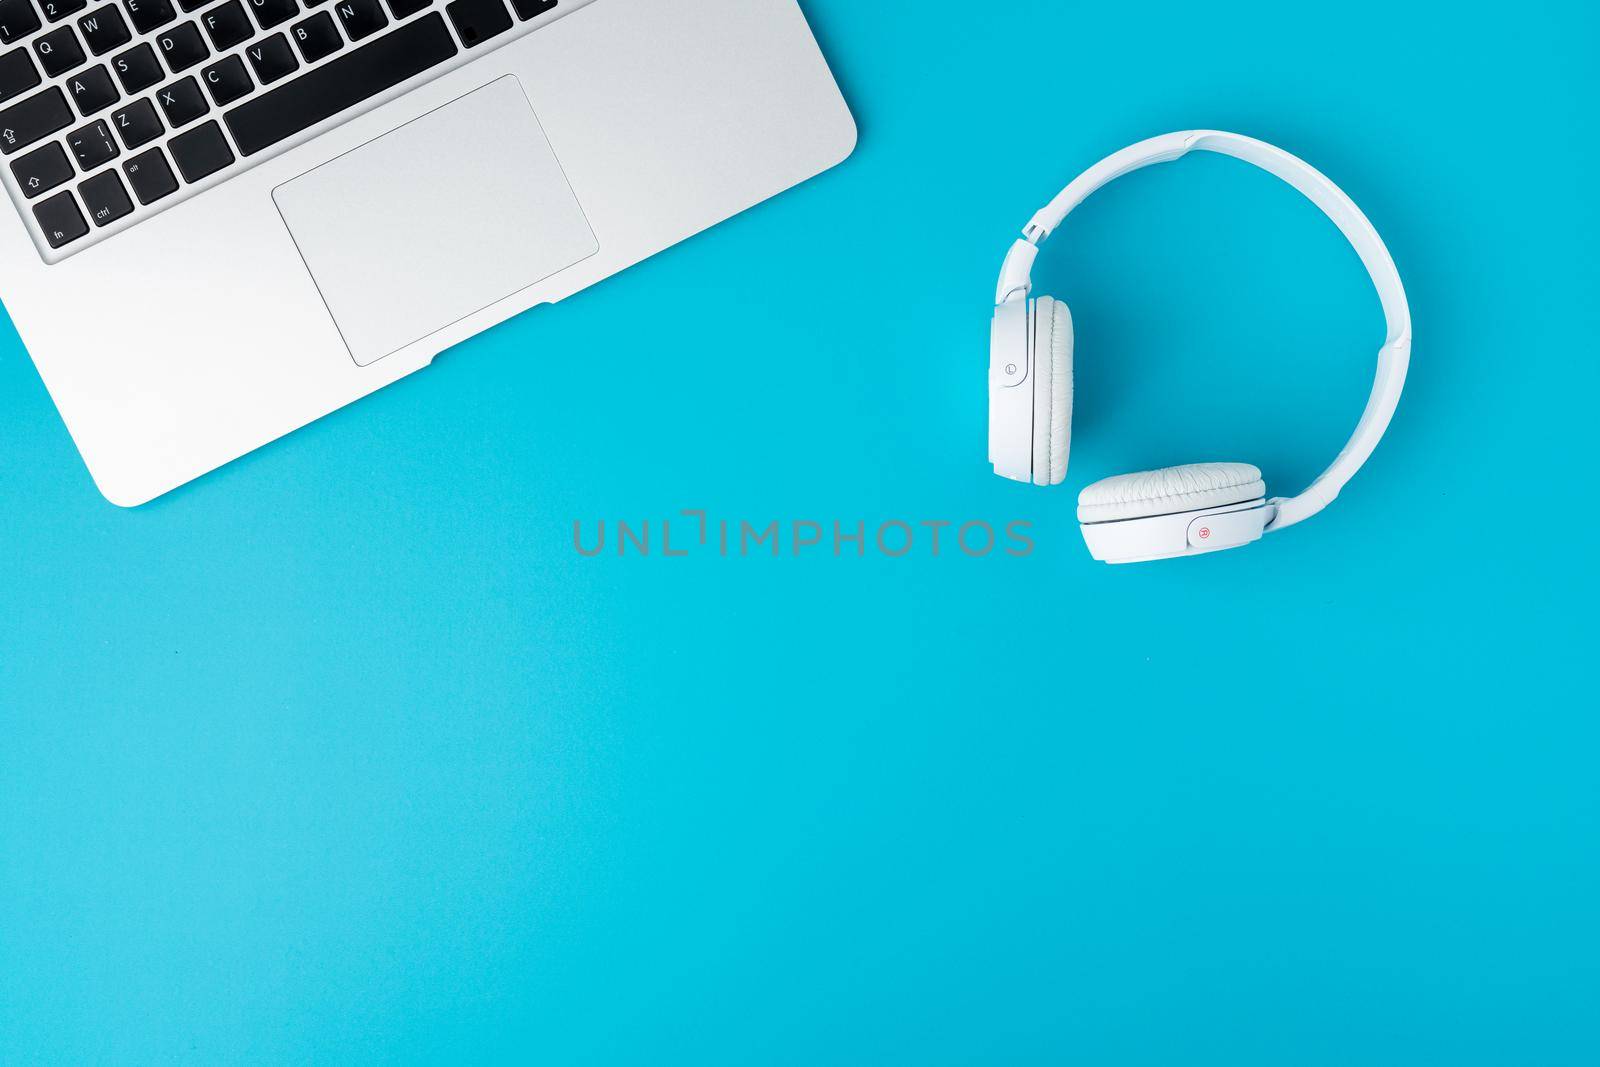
79, 168, 132, 225
33, 188, 87, 247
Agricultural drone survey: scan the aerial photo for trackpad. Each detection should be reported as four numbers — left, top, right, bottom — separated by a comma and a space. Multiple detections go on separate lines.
274, 76, 599, 367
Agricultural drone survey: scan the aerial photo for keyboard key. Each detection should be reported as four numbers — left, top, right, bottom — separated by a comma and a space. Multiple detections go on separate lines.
332, 0, 382, 40
509, 0, 552, 19
199, 0, 247, 48
176, 0, 221, 10
289, 9, 336, 60
33, 187, 85, 245
154, 19, 205, 70
111, 40, 158, 91
444, 0, 506, 47
226, 11, 454, 155
245, 0, 293, 29
0, 0, 41, 43
167, 116, 228, 180
66, 62, 116, 113
39, 0, 84, 21
120, 142, 174, 200
78, 165, 130, 222
76, 4, 126, 52
0, 46, 40, 103
64, 115, 114, 166
199, 52, 247, 103
155, 73, 204, 124
109, 94, 158, 145
244, 31, 294, 82
385, 0, 426, 17
33, 24, 85, 75
122, 0, 173, 33
9, 138, 70, 196
0, 85, 70, 153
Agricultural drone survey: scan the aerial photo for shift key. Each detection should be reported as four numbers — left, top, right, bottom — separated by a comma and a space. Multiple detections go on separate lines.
0, 87, 72, 155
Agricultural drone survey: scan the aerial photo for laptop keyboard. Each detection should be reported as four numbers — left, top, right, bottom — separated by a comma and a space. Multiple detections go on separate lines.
0, 0, 564, 260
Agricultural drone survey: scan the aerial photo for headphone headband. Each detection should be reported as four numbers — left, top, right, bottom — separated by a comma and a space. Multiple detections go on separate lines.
994, 130, 1412, 532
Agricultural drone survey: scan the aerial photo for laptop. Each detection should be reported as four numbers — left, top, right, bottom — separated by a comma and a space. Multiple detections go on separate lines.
0, 0, 855, 504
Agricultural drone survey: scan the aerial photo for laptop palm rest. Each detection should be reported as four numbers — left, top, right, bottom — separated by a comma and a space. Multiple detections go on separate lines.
273, 76, 599, 368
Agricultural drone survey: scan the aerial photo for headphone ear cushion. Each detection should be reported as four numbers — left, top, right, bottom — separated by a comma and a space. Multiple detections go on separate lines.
1032, 296, 1074, 486
1078, 462, 1266, 523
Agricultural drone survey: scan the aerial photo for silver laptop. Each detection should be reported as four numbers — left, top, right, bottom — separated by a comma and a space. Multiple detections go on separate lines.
0, 0, 855, 504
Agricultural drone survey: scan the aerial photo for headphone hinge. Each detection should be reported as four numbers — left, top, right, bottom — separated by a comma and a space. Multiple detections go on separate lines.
995, 238, 1040, 305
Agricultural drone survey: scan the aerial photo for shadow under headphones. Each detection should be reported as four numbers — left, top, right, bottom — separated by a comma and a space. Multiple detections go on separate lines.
989, 131, 1412, 564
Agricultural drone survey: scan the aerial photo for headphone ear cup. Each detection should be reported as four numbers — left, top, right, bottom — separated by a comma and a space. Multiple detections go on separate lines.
1031, 296, 1074, 486
1078, 463, 1267, 523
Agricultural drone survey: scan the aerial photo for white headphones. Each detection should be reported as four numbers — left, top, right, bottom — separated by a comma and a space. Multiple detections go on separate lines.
989, 130, 1413, 564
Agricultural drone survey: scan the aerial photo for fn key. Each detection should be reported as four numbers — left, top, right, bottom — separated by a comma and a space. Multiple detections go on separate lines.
169, 119, 233, 182
34, 190, 88, 248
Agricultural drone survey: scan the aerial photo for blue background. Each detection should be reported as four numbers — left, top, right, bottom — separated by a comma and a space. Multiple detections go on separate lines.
3, 2, 1597, 1063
